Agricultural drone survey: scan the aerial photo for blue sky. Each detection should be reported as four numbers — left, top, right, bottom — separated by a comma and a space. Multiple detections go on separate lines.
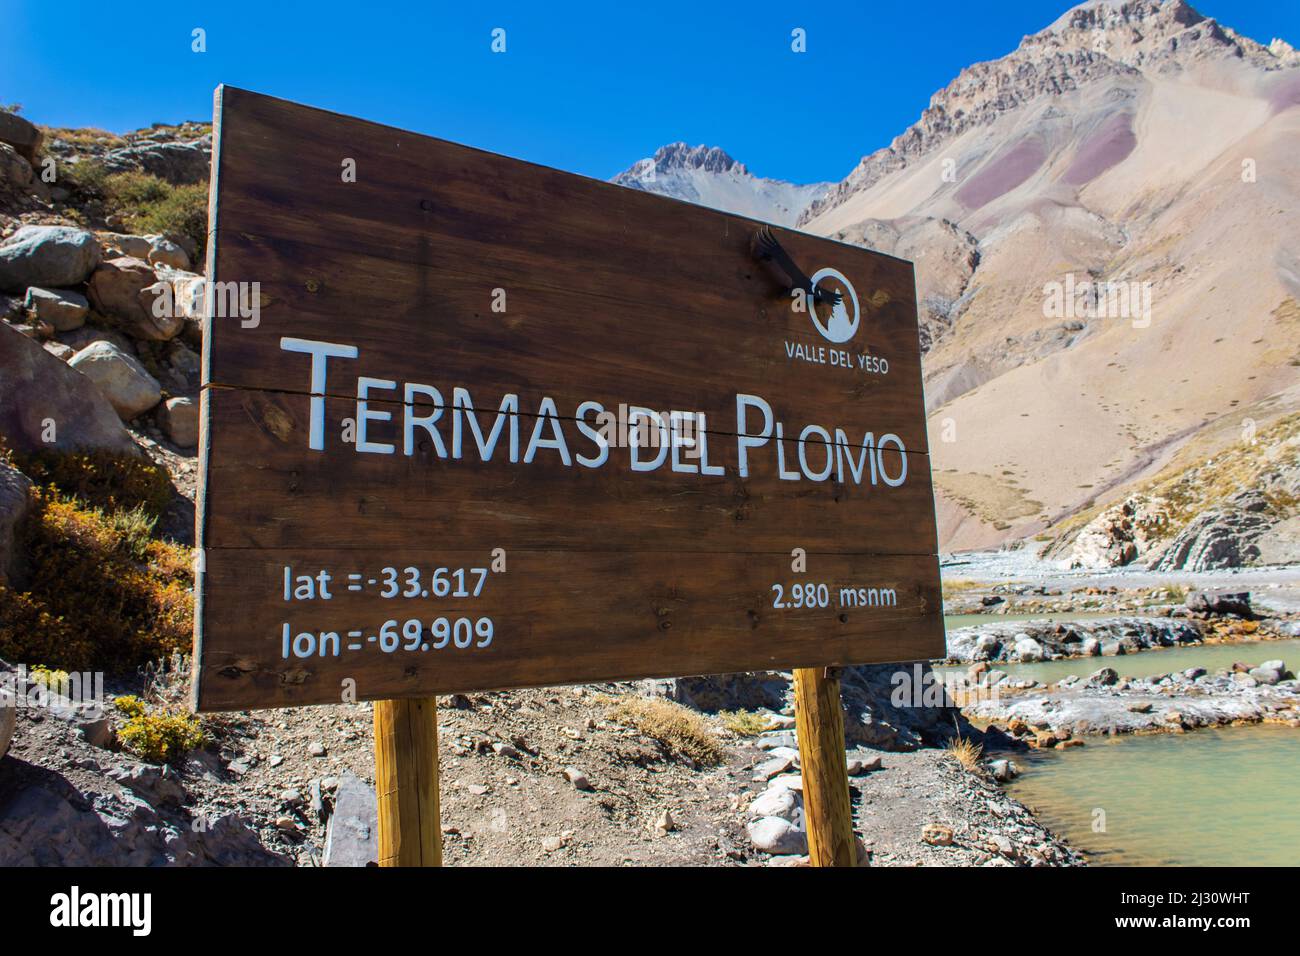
3, 0, 1295, 185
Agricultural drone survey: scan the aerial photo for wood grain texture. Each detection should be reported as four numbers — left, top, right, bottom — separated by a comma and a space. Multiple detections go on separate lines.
197, 548, 942, 710
374, 697, 442, 867
200, 387, 938, 555
793, 667, 857, 867
193, 88, 945, 712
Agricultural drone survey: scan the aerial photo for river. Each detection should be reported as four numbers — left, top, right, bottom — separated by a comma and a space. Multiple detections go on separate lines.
937, 631, 1300, 866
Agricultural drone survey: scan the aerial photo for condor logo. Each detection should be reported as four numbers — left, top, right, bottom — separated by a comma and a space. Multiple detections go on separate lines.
751, 226, 861, 343
806, 267, 859, 344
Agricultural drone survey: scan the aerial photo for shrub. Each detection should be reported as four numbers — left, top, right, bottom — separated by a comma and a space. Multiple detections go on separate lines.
718, 709, 778, 736
0, 494, 192, 671
608, 696, 726, 765
113, 695, 206, 763
945, 735, 983, 771
60, 163, 208, 262
10, 448, 173, 519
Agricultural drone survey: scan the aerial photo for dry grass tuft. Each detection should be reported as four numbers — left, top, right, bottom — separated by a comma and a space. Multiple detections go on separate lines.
608, 696, 726, 766
945, 735, 983, 772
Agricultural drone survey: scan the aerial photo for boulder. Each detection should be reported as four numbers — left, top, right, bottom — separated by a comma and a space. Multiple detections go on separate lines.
323, 772, 377, 866
1152, 494, 1273, 571
147, 237, 190, 270
68, 341, 162, 419
0, 110, 43, 163
0, 225, 101, 292
0, 143, 34, 194
23, 287, 88, 332
86, 257, 182, 340
0, 322, 138, 455
1184, 590, 1252, 618
0, 463, 34, 587
101, 234, 154, 259
1012, 636, 1045, 662
747, 816, 808, 855
748, 785, 800, 822
156, 396, 199, 447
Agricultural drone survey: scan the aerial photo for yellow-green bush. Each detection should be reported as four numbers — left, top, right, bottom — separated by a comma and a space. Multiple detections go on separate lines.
113, 695, 206, 763
0, 493, 191, 671
10, 448, 172, 519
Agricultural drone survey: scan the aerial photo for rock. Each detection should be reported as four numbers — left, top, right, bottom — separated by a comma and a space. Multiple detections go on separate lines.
748, 785, 800, 821
0, 775, 286, 865
747, 816, 808, 855
77, 716, 114, 749
0, 225, 101, 292
323, 773, 377, 866
101, 134, 212, 185
1088, 667, 1119, 686
1012, 636, 1045, 662
86, 257, 183, 341
156, 396, 199, 447
562, 767, 593, 791
0, 143, 34, 194
1248, 663, 1285, 685
639, 671, 789, 711
751, 754, 795, 781
1154, 496, 1273, 571
921, 823, 954, 846
1127, 701, 1153, 713
307, 740, 327, 757
988, 759, 1018, 782
652, 809, 675, 835
0, 110, 44, 163
756, 731, 798, 750
280, 788, 304, 806
102, 234, 154, 259
23, 287, 88, 332
491, 742, 520, 759
0, 322, 138, 455
1184, 591, 1252, 618
68, 341, 162, 419
846, 754, 882, 775
0, 463, 34, 587
0, 681, 14, 761
107, 763, 186, 807
147, 237, 190, 270
1063, 494, 1166, 568
540, 835, 567, 853
973, 634, 1001, 660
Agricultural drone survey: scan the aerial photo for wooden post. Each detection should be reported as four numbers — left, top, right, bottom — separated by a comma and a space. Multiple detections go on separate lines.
373, 697, 442, 867
793, 667, 857, 867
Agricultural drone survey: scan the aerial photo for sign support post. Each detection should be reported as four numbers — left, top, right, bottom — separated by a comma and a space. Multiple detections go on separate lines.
793, 667, 857, 867
373, 697, 442, 867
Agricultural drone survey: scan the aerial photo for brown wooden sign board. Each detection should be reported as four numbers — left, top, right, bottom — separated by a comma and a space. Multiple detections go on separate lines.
193, 86, 944, 712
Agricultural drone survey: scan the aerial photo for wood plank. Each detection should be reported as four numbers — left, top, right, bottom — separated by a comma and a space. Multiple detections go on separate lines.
198, 388, 938, 555
204, 87, 929, 453
203, 230, 927, 452
194, 548, 943, 710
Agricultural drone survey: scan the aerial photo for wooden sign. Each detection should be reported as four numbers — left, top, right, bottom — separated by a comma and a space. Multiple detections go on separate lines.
193, 87, 943, 712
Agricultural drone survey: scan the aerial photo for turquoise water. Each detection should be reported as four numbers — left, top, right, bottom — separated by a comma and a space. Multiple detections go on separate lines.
1006, 724, 1300, 866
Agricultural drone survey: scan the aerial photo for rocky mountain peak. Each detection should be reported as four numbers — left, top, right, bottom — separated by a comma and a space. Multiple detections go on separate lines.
800, 0, 1299, 226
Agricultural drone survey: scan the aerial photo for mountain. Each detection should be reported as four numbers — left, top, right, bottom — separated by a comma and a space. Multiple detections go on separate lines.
794, 0, 1300, 558
611, 142, 831, 226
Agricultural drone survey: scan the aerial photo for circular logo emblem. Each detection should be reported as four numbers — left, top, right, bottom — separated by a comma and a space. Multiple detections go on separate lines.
808, 268, 859, 344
